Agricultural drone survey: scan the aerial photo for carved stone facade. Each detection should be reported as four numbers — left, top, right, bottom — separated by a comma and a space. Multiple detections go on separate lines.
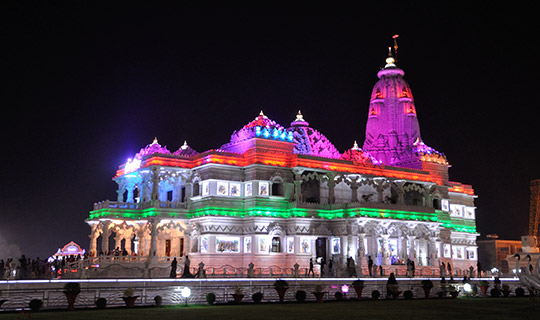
87, 52, 478, 276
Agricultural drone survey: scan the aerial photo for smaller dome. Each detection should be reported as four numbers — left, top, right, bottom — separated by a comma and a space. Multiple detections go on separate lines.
136, 138, 171, 157
222, 111, 293, 149
341, 141, 380, 165
288, 112, 341, 159
173, 140, 199, 157
412, 138, 448, 165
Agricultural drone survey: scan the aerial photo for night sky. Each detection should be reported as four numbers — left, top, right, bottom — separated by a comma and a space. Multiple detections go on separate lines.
2, 4, 539, 259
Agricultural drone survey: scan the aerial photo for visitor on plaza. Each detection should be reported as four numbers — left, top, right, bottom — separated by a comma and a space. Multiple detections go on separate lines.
170, 257, 177, 278
368, 256, 373, 277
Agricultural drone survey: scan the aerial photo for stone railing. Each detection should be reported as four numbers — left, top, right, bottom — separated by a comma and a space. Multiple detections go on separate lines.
0, 278, 522, 311
93, 200, 187, 211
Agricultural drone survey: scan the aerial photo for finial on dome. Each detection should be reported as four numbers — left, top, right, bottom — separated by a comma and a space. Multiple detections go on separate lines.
152, 137, 159, 145
290, 109, 309, 127
181, 140, 188, 150
385, 46, 396, 67
296, 110, 304, 121
352, 140, 360, 150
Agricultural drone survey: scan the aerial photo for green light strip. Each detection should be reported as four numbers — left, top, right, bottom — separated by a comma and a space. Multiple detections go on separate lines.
89, 206, 476, 233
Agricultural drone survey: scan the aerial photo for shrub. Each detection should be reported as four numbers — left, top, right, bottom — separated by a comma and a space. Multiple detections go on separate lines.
421, 280, 433, 288
273, 280, 289, 289
490, 288, 501, 298
95, 297, 107, 309
29, 299, 42, 312
314, 285, 324, 293
404, 290, 413, 300
352, 279, 364, 287
295, 290, 307, 303
515, 287, 525, 297
206, 292, 216, 305
371, 290, 381, 300
123, 287, 135, 297
252, 292, 263, 303
63, 282, 81, 294
334, 291, 343, 300
154, 295, 162, 307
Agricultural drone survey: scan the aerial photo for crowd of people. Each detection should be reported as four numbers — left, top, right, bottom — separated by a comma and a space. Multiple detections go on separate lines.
0, 254, 87, 280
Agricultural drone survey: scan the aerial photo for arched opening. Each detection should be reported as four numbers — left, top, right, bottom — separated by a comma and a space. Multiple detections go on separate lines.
271, 182, 283, 196
301, 177, 320, 203
192, 183, 200, 197
433, 198, 441, 210
271, 237, 281, 253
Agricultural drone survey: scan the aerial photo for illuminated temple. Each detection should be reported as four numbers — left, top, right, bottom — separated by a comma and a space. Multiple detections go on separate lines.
86, 51, 478, 277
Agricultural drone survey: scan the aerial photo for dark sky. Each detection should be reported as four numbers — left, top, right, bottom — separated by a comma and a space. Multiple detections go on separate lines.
2, 4, 539, 259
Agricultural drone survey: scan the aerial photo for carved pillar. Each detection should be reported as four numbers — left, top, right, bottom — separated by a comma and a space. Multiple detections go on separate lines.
293, 168, 304, 203
374, 178, 388, 203
350, 179, 359, 202
357, 233, 367, 267
381, 234, 390, 265
325, 173, 336, 204
149, 219, 159, 257
394, 181, 405, 205
124, 231, 133, 255
429, 237, 439, 266
408, 235, 417, 264
126, 184, 135, 203
88, 224, 100, 257
151, 167, 160, 202
400, 236, 408, 261
101, 222, 111, 254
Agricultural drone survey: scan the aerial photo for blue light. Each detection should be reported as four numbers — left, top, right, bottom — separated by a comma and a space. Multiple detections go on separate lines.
255, 126, 261, 137
263, 128, 270, 138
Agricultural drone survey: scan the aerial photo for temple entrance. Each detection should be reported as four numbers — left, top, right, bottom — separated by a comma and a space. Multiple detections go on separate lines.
315, 237, 327, 263
179, 238, 185, 257
165, 239, 171, 257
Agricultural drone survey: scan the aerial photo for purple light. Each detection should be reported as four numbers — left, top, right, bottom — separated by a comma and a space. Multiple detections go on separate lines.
341, 284, 349, 293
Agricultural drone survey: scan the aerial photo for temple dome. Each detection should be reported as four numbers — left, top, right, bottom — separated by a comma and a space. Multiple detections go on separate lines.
288, 111, 341, 159
362, 49, 423, 167
173, 140, 199, 157
221, 111, 293, 150
341, 141, 380, 165
136, 138, 171, 158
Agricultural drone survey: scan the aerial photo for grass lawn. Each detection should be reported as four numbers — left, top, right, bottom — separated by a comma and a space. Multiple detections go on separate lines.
0, 298, 537, 320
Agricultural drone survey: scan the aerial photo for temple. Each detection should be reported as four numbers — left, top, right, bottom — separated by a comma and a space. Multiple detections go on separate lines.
85, 47, 478, 277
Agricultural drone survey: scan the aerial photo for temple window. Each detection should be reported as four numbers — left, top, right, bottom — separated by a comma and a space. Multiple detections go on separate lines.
271, 182, 283, 196
192, 183, 200, 197
271, 237, 281, 253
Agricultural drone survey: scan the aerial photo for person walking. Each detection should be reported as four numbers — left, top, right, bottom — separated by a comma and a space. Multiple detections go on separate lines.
169, 257, 177, 278
368, 256, 373, 277
308, 258, 314, 277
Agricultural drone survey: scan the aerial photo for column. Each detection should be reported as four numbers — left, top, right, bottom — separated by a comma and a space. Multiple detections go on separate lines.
429, 237, 439, 266
88, 225, 99, 257
381, 234, 390, 265
151, 167, 160, 202
408, 235, 417, 264
293, 168, 304, 203
393, 181, 405, 205
101, 222, 111, 254
350, 180, 359, 202
124, 232, 133, 255
149, 219, 158, 257
326, 173, 336, 204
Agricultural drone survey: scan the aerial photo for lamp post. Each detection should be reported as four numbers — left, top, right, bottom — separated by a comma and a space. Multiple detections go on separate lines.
181, 287, 191, 307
